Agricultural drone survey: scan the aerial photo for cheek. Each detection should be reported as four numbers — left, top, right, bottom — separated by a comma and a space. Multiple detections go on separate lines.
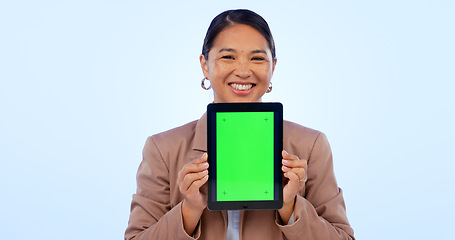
209, 62, 231, 78
254, 64, 273, 79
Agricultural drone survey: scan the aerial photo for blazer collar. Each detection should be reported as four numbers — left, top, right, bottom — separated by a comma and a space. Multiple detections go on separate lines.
193, 112, 207, 152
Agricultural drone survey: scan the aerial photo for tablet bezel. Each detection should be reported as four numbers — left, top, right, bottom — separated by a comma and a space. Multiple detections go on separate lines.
207, 102, 283, 211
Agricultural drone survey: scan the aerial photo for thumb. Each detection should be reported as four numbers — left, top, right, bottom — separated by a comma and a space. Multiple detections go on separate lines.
284, 171, 300, 193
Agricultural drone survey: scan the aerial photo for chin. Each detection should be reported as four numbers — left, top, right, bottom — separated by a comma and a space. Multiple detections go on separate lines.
227, 97, 262, 103
214, 92, 264, 103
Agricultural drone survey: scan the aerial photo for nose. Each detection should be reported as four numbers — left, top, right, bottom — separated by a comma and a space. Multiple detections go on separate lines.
234, 60, 252, 79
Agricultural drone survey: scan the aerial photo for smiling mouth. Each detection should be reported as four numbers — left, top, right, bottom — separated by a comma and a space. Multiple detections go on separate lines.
229, 83, 254, 91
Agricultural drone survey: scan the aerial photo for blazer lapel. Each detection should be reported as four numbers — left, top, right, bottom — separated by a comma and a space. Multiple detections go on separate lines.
193, 112, 207, 152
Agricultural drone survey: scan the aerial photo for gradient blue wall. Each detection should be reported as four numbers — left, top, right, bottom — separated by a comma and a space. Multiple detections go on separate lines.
1, 1, 454, 239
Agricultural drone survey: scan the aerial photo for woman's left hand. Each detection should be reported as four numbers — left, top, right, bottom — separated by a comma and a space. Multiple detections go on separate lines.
278, 150, 308, 223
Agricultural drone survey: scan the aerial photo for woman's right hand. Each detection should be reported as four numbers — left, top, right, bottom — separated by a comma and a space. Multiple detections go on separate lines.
177, 153, 209, 235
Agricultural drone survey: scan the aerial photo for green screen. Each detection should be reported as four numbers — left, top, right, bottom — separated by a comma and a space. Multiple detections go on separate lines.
216, 112, 274, 201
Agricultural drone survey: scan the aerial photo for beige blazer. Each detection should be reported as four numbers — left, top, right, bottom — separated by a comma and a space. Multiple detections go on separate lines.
125, 113, 354, 240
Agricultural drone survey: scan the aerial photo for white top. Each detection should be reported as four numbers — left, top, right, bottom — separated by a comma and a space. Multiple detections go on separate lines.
226, 210, 295, 240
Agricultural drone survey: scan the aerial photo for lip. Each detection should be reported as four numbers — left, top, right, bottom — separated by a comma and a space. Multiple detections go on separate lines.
229, 82, 255, 96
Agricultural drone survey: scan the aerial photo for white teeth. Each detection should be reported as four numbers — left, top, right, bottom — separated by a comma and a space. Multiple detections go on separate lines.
230, 83, 253, 91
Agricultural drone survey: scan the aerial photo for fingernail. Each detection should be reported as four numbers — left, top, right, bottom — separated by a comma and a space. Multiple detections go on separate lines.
283, 150, 288, 156
282, 160, 289, 164
202, 162, 209, 167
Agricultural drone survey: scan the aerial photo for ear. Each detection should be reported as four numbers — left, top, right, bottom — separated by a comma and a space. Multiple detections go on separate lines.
200, 54, 209, 79
272, 57, 277, 74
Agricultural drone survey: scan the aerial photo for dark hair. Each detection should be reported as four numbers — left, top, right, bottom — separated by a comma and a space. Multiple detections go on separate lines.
202, 9, 276, 60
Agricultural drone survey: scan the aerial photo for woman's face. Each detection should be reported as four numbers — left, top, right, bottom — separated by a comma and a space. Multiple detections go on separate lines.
200, 24, 276, 103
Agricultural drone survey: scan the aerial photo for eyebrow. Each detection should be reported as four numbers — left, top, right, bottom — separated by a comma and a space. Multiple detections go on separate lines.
251, 50, 267, 54
218, 48, 236, 53
218, 48, 267, 54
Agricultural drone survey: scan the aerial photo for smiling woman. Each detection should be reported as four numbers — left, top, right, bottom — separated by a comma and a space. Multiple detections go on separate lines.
200, 10, 276, 104
125, 9, 354, 240
200, 24, 276, 103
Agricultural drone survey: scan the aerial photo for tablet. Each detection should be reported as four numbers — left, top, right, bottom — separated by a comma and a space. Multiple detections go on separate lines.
207, 102, 283, 210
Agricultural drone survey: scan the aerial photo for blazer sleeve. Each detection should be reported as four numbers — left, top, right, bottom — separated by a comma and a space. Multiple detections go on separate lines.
276, 132, 355, 240
125, 137, 201, 240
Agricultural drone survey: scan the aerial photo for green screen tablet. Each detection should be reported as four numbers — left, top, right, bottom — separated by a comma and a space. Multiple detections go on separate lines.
207, 102, 283, 210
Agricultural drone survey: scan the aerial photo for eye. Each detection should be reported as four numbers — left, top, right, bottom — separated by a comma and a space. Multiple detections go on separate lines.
251, 57, 265, 61
221, 55, 235, 60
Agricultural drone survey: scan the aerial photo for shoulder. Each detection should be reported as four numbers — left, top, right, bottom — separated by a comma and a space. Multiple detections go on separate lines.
284, 120, 322, 141
147, 120, 198, 149
283, 120, 330, 158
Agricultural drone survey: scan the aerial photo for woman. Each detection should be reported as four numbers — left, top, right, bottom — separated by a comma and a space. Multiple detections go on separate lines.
125, 9, 354, 240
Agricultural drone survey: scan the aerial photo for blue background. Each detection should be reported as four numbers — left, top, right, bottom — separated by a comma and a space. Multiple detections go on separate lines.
1, 1, 454, 239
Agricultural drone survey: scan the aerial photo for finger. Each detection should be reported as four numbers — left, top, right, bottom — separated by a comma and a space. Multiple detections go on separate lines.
284, 170, 299, 182
184, 153, 209, 175
188, 174, 209, 193
282, 158, 307, 168
178, 159, 209, 183
186, 161, 209, 174
293, 168, 306, 181
282, 150, 299, 161
180, 169, 208, 193
282, 165, 307, 181
283, 171, 300, 195
282, 165, 291, 173
193, 153, 208, 164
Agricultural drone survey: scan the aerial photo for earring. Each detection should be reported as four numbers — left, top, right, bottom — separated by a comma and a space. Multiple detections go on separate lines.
266, 82, 272, 93
201, 78, 211, 90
